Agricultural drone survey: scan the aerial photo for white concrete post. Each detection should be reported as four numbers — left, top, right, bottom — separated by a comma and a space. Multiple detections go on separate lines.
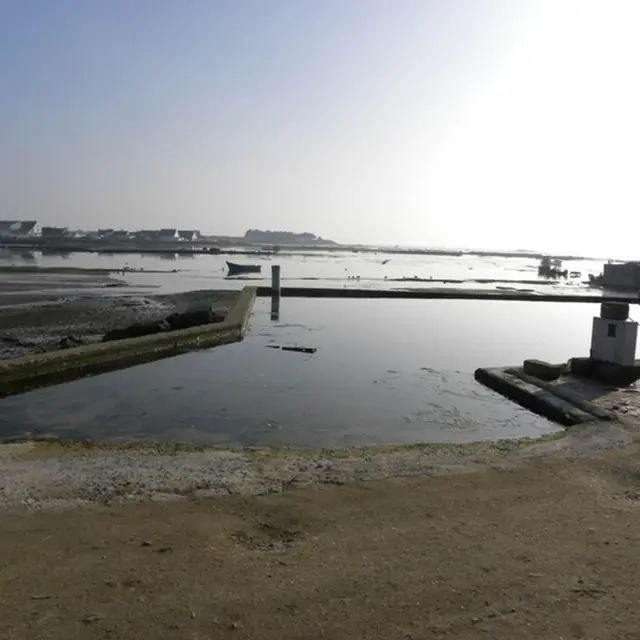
590, 302, 638, 366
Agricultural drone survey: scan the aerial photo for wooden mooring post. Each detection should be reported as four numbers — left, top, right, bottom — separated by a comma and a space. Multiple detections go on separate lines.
271, 264, 281, 295
270, 264, 281, 320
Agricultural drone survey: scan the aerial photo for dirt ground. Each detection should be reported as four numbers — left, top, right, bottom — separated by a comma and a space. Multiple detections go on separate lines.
2, 443, 640, 639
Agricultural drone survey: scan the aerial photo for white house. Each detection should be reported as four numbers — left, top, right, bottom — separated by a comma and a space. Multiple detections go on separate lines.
0, 221, 42, 239
110, 230, 134, 240
158, 228, 180, 241
178, 230, 200, 242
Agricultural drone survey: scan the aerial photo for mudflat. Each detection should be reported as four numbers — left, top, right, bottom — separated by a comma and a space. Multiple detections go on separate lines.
0, 267, 238, 358
1, 432, 640, 639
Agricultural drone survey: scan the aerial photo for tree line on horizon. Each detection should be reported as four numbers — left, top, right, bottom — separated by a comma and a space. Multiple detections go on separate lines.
243, 229, 337, 245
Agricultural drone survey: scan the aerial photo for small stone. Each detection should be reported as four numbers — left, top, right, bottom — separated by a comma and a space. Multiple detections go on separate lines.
140, 540, 152, 547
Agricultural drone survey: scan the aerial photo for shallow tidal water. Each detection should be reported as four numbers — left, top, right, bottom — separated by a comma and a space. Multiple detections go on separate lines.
0, 247, 603, 294
0, 296, 626, 448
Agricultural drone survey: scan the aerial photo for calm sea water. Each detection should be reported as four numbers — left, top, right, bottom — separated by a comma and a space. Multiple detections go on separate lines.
1, 295, 626, 447
0, 247, 604, 293
0, 249, 629, 447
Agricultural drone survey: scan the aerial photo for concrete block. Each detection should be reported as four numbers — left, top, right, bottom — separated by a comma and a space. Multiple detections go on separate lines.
601, 302, 629, 321
522, 359, 566, 381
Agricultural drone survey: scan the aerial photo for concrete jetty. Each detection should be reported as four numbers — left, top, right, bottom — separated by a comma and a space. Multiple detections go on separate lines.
475, 301, 640, 425
474, 366, 617, 426
256, 286, 636, 303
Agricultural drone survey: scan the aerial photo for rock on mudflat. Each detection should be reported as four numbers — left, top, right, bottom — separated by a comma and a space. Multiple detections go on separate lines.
102, 302, 225, 342
102, 320, 168, 342
164, 304, 225, 330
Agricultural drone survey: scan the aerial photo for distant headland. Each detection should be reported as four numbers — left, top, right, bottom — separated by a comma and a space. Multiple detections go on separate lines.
243, 229, 337, 246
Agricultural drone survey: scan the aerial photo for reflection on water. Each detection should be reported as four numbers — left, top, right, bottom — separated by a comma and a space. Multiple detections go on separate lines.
41, 250, 71, 258
0, 249, 38, 262
0, 297, 612, 448
157, 253, 197, 261
270, 294, 280, 321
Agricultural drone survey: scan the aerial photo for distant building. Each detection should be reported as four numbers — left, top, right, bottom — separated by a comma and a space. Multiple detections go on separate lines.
178, 230, 200, 242
0, 220, 42, 239
41, 226, 86, 240
42, 226, 69, 239
601, 262, 640, 290
66, 229, 87, 239
133, 230, 160, 241
110, 230, 133, 240
98, 229, 114, 239
158, 229, 180, 241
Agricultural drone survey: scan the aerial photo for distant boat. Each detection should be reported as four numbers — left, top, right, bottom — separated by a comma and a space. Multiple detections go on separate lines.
226, 261, 262, 276
538, 257, 568, 278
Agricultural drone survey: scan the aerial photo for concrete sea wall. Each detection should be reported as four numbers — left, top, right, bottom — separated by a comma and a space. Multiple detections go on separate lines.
256, 287, 637, 303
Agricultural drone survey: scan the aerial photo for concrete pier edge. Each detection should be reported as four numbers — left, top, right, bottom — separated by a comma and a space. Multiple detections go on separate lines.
255, 286, 637, 303
474, 367, 595, 426
0, 286, 257, 395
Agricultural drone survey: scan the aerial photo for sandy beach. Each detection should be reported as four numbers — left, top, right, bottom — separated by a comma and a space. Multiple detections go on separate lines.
1, 420, 640, 639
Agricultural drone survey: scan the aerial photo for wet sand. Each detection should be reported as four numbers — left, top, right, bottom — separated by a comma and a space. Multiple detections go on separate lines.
0, 268, 126, 306
0, 268, 239, 359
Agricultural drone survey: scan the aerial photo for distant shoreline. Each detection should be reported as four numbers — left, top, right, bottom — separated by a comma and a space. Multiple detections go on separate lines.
0, 239, 594, 261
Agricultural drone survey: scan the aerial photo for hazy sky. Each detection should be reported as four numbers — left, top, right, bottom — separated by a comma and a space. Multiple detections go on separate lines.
1, 0, 639, 256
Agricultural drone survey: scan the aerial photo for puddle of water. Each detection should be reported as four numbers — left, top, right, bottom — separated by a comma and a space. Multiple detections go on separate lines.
0, 298, 617, 447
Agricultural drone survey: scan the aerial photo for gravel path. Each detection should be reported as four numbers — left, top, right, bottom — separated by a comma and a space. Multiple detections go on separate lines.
0, 419, 636, 511
4, 437, 640, 640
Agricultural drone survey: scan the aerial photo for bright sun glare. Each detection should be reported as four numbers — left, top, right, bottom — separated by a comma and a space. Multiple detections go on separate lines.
428, 0, 640, 258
